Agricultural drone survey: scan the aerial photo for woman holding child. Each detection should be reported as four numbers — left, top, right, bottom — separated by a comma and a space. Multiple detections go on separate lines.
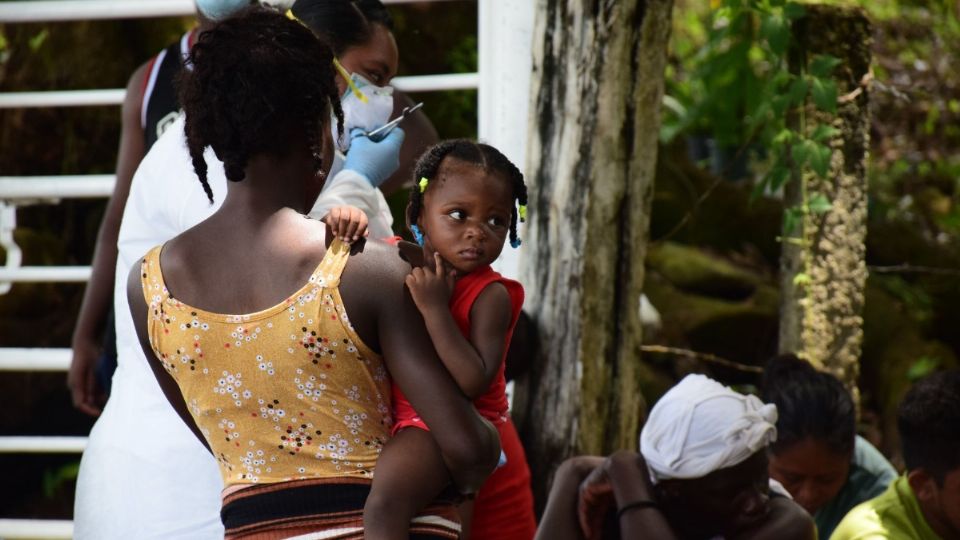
127, 6, 502, 538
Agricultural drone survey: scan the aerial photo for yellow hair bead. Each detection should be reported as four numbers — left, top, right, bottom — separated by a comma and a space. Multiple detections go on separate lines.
285, 9, 304, 25
419, 177, 430, 193
518, 204, 527, 222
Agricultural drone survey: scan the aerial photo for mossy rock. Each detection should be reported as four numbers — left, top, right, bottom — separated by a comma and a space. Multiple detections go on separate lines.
644, 242, 780, 368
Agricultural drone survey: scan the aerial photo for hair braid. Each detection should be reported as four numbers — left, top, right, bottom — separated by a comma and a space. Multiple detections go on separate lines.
177, 5, 342, 203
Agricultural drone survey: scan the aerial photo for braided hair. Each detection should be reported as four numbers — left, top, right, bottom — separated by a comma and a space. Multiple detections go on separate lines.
178, 5, 344, 203
408, 140, 528, 248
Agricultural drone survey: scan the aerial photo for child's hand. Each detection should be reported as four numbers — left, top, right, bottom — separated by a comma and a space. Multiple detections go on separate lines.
322, 206, 369, 243
405, 252, 456, 314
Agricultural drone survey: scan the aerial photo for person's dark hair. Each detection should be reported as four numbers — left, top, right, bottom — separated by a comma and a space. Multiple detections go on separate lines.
179, 5, 344, 203
407, 140, 528, 249
761, 353, 855, 456
290, 0, 393, 56
898, 369, 960, 484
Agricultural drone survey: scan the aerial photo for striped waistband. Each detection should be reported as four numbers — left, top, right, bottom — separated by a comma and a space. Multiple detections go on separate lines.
221, 478, 460, 540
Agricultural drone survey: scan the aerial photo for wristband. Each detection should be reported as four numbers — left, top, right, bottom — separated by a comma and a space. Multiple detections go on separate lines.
616, 499, 658, 519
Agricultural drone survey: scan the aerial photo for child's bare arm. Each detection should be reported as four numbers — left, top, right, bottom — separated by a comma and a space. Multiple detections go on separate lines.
405, 253, 512, 398
321, 205, 368, 244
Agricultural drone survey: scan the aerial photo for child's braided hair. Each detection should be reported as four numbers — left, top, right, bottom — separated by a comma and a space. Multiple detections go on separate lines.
178, 5, 344, 203
407, 139, 528, 248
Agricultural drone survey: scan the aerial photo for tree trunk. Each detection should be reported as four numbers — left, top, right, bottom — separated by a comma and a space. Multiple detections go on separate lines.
779, 5, 872, 401
516, 0, 673, 503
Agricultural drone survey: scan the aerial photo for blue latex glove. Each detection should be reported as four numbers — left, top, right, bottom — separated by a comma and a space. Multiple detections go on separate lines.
343, 127, 405, 187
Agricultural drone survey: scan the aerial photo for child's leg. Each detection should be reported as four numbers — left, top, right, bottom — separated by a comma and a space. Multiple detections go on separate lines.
364, 427, 452, 540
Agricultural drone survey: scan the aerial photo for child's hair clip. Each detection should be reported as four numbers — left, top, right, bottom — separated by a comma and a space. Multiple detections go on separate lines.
518, 204, 527, 223
510, 237, 522, 249
418, 177, 429, 193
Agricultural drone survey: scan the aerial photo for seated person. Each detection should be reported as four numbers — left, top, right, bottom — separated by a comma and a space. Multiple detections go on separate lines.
831, 370, 960, 540
763, 354, 897, 538
536, 374, 815, 540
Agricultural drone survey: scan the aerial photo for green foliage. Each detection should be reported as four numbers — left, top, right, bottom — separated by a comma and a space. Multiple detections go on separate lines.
907, 356, 941, 382
664, 0, 849, 250
42, 461, 79, 499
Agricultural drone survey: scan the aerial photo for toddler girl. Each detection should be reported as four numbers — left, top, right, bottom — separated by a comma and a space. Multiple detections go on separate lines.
364, 140, 537, 539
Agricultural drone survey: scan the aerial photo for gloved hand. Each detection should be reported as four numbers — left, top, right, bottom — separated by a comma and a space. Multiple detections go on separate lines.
343, 127, 405, 187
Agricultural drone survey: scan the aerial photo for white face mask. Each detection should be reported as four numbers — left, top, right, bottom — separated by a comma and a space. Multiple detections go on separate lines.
331, 72, 394, 153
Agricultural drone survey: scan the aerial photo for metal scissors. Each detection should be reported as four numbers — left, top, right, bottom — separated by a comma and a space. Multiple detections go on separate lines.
365, 102, 424, 142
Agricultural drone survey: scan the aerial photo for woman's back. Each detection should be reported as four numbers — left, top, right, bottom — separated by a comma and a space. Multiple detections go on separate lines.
143, 232, 390, 487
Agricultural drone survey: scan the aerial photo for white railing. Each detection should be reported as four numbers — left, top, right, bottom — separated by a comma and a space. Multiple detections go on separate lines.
0, 348, 71, 371
0, 0, 462, 23
0, 73, 479, 110
0, 520, 73, 540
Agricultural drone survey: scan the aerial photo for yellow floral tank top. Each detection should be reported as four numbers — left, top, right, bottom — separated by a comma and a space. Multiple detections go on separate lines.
140, 240, 392, 487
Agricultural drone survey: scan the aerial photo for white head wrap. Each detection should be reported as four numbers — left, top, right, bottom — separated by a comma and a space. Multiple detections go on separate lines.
640, 374, 778, 484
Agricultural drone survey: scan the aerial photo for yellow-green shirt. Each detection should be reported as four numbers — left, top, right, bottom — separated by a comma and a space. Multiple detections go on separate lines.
830, 475, 942, 540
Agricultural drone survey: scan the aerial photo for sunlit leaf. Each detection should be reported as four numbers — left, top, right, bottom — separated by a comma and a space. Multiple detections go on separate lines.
783, 206, 804, 234
811, 78, 838, 113
808, 193, 833, 214
809, 54, 842, 78
810, 124, 840, 142
761, 14, 790, 56
809, 143, 833, 176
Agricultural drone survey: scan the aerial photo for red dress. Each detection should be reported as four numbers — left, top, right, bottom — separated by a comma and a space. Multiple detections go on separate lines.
391, 265, 536, 539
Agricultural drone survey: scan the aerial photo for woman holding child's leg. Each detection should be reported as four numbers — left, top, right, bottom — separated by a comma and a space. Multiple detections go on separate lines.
126, 8, 498, 538
363, 141, 537, 539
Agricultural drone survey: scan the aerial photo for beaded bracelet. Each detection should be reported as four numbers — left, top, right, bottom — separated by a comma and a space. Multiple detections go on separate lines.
616, 499, 658, 520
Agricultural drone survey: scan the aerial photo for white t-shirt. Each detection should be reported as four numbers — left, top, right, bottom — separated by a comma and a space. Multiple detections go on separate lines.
73, 114, 392, 539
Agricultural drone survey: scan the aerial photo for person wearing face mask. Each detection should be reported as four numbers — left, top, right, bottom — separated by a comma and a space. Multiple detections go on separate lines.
536, 375, 816, 540
72, 2, 421, 538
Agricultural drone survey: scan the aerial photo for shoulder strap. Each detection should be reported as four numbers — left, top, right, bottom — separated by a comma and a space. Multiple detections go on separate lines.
314, 239, 351, 288
140, 244, 166, 306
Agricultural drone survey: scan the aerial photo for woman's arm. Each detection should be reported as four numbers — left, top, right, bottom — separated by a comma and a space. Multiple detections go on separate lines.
406, 253, 512, 398
126, 262, 211, 453
68, 63, 149, 416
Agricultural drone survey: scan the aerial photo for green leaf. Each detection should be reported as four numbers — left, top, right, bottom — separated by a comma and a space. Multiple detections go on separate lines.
791, 141, 810, 169
907, 356, 941, 382
773, 129, 794, 146
28, 29, 49, 52
787, 77, 809, 107
760, 14, 790, 56
811, 78, 838, 113
808, 193, 832, 214
810, 124, 840, 142
792, 273, 811, 286
767, 164, 791, 191
783, 206, 804, 234
783, 2, 806, 19
809, 55, 842, 78
809, 142, 833, 176
771, 94, 791, 117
